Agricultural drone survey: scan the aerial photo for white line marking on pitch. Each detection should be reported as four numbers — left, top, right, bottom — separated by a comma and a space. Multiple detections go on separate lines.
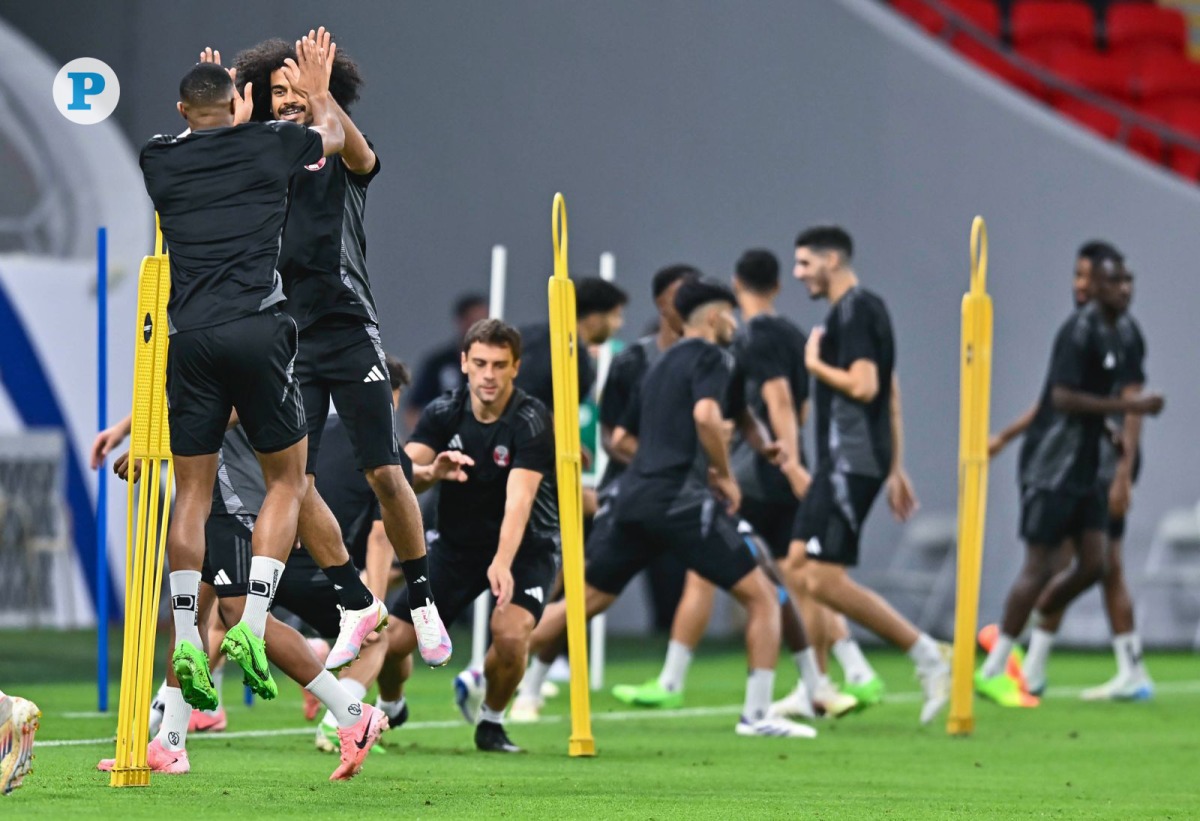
40, 679, 1200, 748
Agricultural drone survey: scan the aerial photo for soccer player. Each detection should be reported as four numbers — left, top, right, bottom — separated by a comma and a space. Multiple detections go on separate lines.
0, 691, 39, 795
231, 29, 450, 672
378, 319, 561, 753
139, 39, 346, 711
978, 248, 1164, 705
406, 293, 489, 431
526, 278, 817, 738
784, 225, 950, 725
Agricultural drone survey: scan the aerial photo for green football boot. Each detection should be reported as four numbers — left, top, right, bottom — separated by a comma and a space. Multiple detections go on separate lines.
220, 622, 278, 700
841, 675, 885, 712
611, 679, 684, 709
172, 640, 219, 711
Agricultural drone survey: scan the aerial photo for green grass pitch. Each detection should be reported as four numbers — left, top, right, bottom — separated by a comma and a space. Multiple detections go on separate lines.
3, 629, 1197, 819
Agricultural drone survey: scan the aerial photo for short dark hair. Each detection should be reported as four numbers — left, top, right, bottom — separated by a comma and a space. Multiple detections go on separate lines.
385, 354, 411, 393
453, 293, 488, 320
651, 264, 701, 299
795, 225, 853, 262
575, 278, 628, 318
232, 37, 365, 120
1078, 240, 1122, 266
735, 249, 780, 294
673, 277, 736, 323
462, 318, 522, 361
179, 63, 233, 108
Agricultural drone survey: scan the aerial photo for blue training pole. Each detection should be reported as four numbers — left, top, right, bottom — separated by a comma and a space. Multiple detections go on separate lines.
96, 227, 109, 712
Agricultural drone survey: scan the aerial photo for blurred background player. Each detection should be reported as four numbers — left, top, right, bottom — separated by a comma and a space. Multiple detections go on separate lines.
976, 246, 1164, 707
0, 691, 39, 795
784, 225, 949, 725
231, 29, 449, 671
526, 278, 816, 738
405, 293, 489, 432
379, 320, 560, 753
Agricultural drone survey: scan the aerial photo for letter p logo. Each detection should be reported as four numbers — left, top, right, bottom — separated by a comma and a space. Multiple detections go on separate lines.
54, 58, 120, 124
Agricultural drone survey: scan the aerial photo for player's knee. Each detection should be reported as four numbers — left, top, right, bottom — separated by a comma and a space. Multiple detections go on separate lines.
365, 463, 410, 500
490, 627, 531, 663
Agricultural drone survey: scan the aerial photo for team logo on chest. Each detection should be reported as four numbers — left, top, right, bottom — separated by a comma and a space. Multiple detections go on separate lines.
304, 156, 327, 172
493, 445, 511, 467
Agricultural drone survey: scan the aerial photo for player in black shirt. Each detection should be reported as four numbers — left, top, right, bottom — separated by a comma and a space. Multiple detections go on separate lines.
140, 44, 359, 728
405, 294, 489, 431
978, 247, 1164, 706
514, 277, 628, 409
529, 279, 817, 739
233, 29, 450, 672
376, 320, 559, 753
786, 226, 950, 725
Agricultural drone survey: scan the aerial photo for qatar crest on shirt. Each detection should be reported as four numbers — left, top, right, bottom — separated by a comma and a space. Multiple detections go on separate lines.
304, 156, 327, 172
493, 445, 510, 467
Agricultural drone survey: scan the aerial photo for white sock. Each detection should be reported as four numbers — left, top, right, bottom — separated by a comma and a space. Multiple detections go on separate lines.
169, 571, 203, 649
519, 658, 551, 700
981, 633, 1015, 679
657, 641, 693, 693
208, 665, 224, 713
305, 670, 362, 729
1113, 632, 1146, 679
906, 633, 944, 671
478, 704, 505, 725
377, 695, 405, 714
155, 686, 189, 751
1024, 627, 1055, 685
149, 679, 169, 736
242, 556, 286, 638
832, 637, 876, 685
742, 668, 775, 723
793, 649, 822, 694
322, 678, 369, 727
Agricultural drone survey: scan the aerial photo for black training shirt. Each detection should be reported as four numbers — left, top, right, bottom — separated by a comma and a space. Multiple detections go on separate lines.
597, 336, 664, 487
410, 387, 558, 550
812, 287, 895, 478
514, 323, 596, 410
277, 148, 382, 330
140, 122, 323, 333
1098, 313, 1147, 484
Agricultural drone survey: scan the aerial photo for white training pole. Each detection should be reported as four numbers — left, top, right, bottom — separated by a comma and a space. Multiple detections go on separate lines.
588, 251, 615, 691
469, 244, 508, 671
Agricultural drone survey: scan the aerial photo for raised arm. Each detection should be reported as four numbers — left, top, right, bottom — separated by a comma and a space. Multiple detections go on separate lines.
281, 35, 345, 157
307, 27, 375, 173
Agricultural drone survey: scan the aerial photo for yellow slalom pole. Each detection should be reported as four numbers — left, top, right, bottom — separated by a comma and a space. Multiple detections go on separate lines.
111, 217, 174, 786
547, 193, 596, 757
948, 216, 993, 736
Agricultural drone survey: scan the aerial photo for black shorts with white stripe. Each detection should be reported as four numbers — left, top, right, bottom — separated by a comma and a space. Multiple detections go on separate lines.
790, 469, 883, 567
201, 513, 256, 598
296, 315, 401, 475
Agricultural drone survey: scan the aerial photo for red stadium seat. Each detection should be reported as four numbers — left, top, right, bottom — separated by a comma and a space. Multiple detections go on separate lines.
1107, 4, 1188, 60
943, 0, 1002, 37
1157, 102, 1200, 179
1130, 54, 1200, 109
891, 0, 947, 35
1055, 96, 1163, 161
1011, 1, 1097, 64
1044, 49, 1134, 103
952, 34, 1047, 98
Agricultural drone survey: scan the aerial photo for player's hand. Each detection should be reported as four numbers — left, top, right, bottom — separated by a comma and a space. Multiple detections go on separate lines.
761, 441, 785, 466
283, 33, 334, 100
200, 47, 253, 123
783, 463, 812, 500
113, 451, 141, 483
1132, 392, 1164, 416
987, 433, 1006, 459
804, 327, 825, 370
306, 27, 336, 85
1109, 473, 1132, 518
487, 561, 514, 607
886, 469, 919, 522
90, 424, 128, 469
199, 47, 222, 66
432, 450, 474, 482
708, 469, 741, 515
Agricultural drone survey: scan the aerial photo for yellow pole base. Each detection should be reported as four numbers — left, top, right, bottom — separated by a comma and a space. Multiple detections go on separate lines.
569, 736, 596, 757
110, 766, 151, 787
947, 716, 975, 737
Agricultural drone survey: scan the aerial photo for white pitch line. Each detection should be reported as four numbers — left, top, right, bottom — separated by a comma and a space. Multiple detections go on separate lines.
39, 679, 1200, 748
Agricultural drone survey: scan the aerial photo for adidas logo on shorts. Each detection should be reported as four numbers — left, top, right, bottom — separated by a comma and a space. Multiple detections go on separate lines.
363, 365, 387, 383
524, 587, 544, 604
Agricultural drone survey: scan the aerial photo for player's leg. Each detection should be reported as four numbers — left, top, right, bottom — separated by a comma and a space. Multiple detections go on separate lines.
1083, 529, 1153, 700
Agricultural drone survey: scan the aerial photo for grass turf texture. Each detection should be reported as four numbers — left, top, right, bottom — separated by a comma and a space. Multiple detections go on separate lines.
3, 629, 1198, 819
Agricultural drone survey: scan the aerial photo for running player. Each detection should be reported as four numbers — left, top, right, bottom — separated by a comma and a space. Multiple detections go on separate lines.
139, 41, 345, 710
526, 278, 817, 738
379, 319, 561, 753
784, 225, 950, 725
0, 691, 39, 795
231, 29, 449, 671
977, 247, 1164, 706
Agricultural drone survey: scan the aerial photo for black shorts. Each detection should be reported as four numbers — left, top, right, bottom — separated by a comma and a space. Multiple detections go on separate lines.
739, 497, 800, 560
392, 534, 559, 624
201, 514, 255, 598
1100, 451, 1140, 542
1020, 485, 1108, 546
587, 492, 759, 596
167, 310, 306, 456
296, 315, 401, 475
272, 549, 342, 639
791, 470, 883, 567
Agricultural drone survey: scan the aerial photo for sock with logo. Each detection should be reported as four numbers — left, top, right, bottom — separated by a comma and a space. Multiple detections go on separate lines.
1113, 632, 1146, 680
401, 555, 434, 607
658, 640, 693, 693
832, 637, 877, 685
242, 556, 285, 639
154, 686, 190, 751
305, 671, 362, 729
742, 669, 775, 724
169, 570, 203, 649
321, 676, 368, 728
322, 561, 374, 611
